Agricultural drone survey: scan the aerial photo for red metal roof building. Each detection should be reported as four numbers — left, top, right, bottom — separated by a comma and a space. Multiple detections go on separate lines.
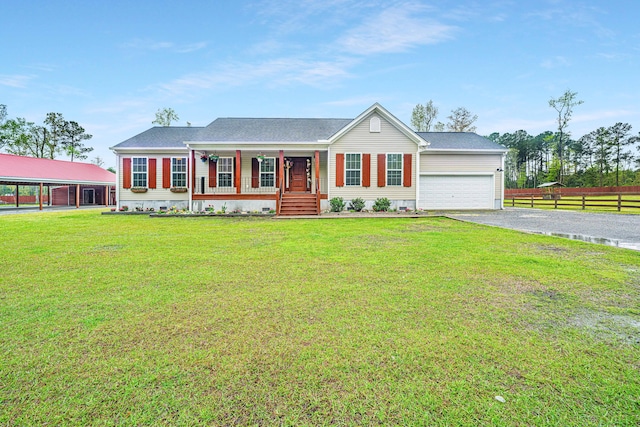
0, 153, 116, 210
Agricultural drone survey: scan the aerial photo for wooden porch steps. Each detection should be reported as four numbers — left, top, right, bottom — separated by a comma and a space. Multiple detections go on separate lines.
279, 193, 318, 216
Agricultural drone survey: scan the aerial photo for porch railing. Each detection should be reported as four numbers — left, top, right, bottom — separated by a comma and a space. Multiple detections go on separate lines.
195, 176, 327, 196
195, 177, 276, 195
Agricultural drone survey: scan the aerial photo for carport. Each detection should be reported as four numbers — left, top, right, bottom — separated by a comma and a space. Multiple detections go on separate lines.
0, 153, 116, 210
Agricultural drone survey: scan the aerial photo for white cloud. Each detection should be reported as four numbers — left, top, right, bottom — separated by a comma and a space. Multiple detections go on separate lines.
253, 0, 356, 34
338, 4, 456, 55
123, 39, 208, 53
0, 74, 34, 88
156, 56, 355, 96
323, 96, 384, 107
540, 56, 570, 69
527, 4, 615, 40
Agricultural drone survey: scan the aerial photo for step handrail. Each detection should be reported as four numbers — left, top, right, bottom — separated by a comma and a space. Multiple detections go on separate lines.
315, 179, 321, 214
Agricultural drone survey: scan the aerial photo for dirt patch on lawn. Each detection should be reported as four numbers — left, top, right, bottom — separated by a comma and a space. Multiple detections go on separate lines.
568, 310, 640, 345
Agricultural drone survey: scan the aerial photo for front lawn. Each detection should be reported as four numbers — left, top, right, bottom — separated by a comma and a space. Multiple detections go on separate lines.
1, 210, 638, 425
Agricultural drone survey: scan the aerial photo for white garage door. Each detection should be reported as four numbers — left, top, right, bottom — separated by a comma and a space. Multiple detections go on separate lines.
419, 175, 493, 209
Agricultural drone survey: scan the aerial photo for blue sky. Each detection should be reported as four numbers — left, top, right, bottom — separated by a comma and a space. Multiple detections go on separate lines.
1, 0, 638, 168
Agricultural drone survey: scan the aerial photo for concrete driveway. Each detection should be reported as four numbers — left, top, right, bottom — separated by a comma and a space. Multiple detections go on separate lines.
447, 208, 640, 251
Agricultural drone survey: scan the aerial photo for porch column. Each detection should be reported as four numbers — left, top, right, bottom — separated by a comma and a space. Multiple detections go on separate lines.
104, 185, 109, 207
39, 182, 44, 210
279, 150, 284, 190
76, 184, 80, 208
314, 150, 320, 189
15, 184, 19, 207
235, 150, 241, 194
191, 150, 196, 190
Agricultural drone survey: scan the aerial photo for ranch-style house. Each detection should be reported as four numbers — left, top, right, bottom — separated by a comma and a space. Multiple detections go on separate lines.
110, 103, 507, 215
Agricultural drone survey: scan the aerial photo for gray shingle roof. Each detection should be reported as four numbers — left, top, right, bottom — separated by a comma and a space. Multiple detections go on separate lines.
417, 132, 506, 151
112, 121, 506, 152
198, 118, 352, 142
112, 126, 203, 149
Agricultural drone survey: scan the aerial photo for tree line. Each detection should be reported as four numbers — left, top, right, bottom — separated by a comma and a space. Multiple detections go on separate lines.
0, 104, 94, 161
412, 90, 640, 189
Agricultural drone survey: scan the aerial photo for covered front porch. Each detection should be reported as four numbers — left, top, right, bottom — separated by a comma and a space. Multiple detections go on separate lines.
190, 149, 328, 215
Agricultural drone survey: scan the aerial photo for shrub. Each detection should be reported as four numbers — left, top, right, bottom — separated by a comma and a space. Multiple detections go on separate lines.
372, 197, 391, 212
349, 197, 365, 212
329, 197, 346, 212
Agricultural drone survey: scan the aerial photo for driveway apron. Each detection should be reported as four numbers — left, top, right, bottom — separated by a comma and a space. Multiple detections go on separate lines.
447, 208, 640, 251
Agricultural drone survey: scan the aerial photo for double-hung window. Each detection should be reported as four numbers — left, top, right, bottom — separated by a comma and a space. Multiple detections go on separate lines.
260, 158, 276, 187
218, 157, 233, 187
172, 157, 187, 187
387, 153, 403, 186
345, 153, 361, 186
132, 157, 147, 187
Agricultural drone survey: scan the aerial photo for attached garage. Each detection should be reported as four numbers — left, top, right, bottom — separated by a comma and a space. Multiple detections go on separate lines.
418, 174, 494, 210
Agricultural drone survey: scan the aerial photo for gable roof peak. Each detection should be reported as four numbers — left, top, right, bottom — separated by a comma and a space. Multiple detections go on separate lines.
327, 102, 428, 148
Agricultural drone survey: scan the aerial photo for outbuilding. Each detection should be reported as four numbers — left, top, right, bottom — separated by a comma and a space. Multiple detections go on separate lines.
0, 154, 116, 210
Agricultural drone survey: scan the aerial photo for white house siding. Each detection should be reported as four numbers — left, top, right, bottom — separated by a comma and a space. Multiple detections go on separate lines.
329, 113, 417, 207
118, 151, 189, 209
420, 153, 503, 208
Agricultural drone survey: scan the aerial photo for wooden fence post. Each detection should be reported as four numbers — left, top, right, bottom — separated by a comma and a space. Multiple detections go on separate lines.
554, 196, 558, 209
582, 195, 585, 210
618, 194, 622, 212
531, 195, 534, 208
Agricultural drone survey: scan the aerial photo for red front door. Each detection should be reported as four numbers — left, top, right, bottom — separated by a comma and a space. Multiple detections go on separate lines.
289, 157, 308, 192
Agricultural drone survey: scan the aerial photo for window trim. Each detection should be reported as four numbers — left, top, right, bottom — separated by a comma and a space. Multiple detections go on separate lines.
132, 157, 148, 188
260, 157, 276, 187
345, 152, 362, 186
171, 157, 187, 188
386, 153, 403, 186
217, 156, 234, 188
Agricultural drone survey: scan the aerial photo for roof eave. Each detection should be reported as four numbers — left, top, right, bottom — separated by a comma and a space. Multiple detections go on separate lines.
110, 146, 187, 152
185, 141, 331, 150
422, 148, 508, 154
0, 176, 115, 185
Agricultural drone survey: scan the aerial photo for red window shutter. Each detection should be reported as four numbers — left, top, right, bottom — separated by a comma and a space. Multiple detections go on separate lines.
122, 158, 131, 188
377, 154, 386, 187
162, 158, 171, 188
362, 154, 371, 187
403, 153, 412, 187
251, 158, 259, 188
148, 159, 157, 189
209, 160, 217, 187
335, 153, 344, 187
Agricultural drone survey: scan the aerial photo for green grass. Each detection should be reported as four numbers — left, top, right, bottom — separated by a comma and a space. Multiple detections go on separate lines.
1, 209, 639, 426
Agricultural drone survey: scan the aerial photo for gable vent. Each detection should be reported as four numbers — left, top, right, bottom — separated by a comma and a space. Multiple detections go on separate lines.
369, 116, 381, 133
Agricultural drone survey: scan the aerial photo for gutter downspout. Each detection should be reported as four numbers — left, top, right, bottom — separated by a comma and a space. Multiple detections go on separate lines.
501, 153, 506, 209
415, 147, 421, 209
115, 154, 121, 209
327, 146, 331, 202
189, 148, 194, 211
